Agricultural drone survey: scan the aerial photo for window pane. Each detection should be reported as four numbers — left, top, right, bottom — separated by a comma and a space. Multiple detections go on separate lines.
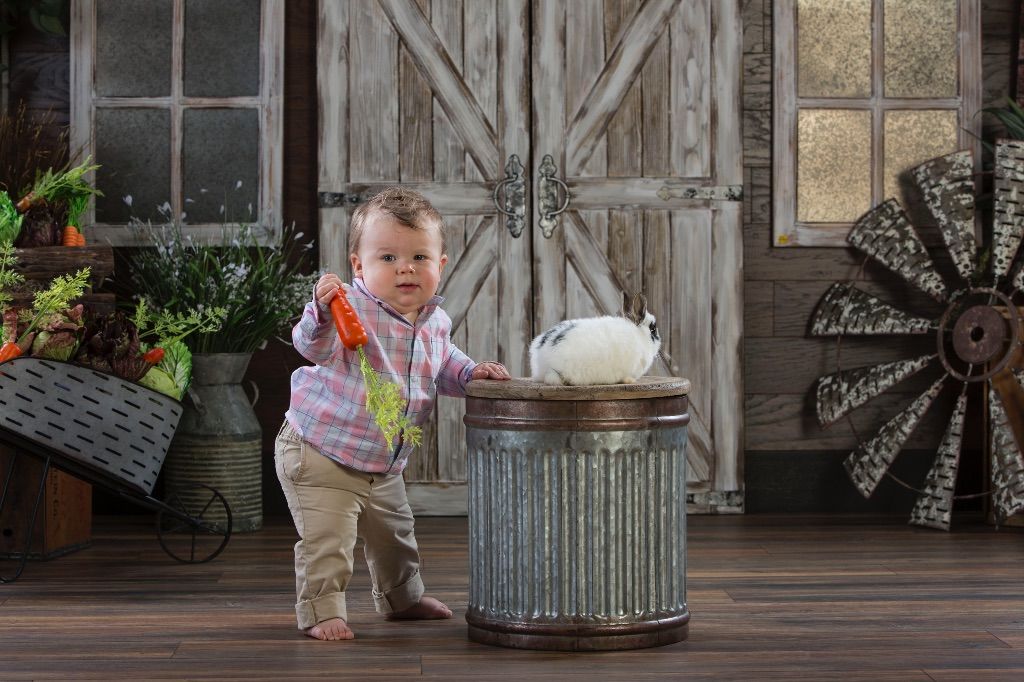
797, 109, 872, 222
184, 0, 261, 97
884, 0, 957, 98
182, 109, 259, 224
96, 0, 173, 97
797, 0, 872, 98
94, 109, 171, 223
883, 110, 959, 202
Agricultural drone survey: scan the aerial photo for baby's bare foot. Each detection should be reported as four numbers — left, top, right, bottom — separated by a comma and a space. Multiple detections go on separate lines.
305, 617, 354, 641
386, 596, 453, 620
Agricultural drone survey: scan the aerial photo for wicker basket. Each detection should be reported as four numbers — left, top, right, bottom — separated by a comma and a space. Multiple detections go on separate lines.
0, 357, 182, 495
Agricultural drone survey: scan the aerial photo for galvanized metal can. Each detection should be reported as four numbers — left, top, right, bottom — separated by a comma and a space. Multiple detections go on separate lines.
464, 377, 691, 651
163, 353, 262, 532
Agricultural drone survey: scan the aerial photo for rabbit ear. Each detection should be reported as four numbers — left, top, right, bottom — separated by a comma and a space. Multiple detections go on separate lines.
632, 293, 648, 321
621, 291, 637, 323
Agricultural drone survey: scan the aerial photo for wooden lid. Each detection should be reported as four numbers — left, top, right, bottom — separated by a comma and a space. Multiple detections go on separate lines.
465, 376, 690, 401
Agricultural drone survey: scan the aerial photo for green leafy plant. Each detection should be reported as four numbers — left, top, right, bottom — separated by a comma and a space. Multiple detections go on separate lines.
130, 298, 227, 349
17, 156, 102, 212
123, 218, 318, 353
982, 98, 1024, 143
358, 346, 422, 448
0, 192, 23, 244
0, 241, 26, 313
1, 260, 89, 360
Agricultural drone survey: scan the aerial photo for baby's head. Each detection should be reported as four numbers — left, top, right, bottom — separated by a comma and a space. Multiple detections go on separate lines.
349, 188, 448, 322
349, 187, 445, 256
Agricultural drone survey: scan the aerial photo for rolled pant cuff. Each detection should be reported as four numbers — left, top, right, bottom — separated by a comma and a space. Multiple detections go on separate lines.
372, 570, 424, 614
295, 592, 348, 629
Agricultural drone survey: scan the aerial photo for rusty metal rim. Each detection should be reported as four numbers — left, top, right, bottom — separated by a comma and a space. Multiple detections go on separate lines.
465, 376, 691, 400
465, 609, 690, 637
467, 623, 689, 651
464, 414, 690, 431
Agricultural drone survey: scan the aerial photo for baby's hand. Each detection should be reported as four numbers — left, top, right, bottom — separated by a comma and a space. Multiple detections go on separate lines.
472, 362, 511, 380
315, 273, 350, 306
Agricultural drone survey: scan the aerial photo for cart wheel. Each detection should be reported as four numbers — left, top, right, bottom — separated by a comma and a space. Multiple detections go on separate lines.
156, 482, 232, 563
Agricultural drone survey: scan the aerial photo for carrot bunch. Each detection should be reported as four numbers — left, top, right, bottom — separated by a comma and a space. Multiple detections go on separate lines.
61, 194, 90, 247
329, 292, 422, 448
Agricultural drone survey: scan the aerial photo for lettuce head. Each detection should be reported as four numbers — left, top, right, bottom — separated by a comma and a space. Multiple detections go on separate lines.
138, 339, 192, 400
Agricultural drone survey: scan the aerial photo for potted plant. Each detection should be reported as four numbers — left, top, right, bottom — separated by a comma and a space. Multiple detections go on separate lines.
122, 215, 317, 532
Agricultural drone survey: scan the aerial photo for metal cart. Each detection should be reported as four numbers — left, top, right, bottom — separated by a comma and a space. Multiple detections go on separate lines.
0, 357, 232, 582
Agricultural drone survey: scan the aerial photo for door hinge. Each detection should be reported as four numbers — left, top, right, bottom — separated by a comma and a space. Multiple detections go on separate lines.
318, 191, 365, 208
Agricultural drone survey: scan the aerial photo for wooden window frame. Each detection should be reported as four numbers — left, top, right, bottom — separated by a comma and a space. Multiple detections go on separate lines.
773, 0, 982, 247
70, 0, 284, 246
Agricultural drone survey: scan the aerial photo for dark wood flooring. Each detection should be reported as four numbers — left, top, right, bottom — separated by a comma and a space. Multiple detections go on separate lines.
1, 514, 1022, 680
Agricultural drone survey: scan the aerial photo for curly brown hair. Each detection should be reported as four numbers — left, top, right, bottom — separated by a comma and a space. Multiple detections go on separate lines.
349, 187, 446, 255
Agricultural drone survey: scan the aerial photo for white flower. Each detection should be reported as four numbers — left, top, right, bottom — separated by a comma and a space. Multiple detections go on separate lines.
235, 180, 243, 190
123, 195, 133, 207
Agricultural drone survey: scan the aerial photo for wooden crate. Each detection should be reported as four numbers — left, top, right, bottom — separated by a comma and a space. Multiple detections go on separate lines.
0, 445, 93, 558
8, 245, 115, 314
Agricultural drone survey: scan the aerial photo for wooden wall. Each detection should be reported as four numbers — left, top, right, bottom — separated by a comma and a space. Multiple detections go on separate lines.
3, 0, 1018, 516
741, 0, 1018, 512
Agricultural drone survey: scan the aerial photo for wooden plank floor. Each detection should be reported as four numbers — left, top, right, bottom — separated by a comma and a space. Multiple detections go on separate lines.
1, 514, 1022, 680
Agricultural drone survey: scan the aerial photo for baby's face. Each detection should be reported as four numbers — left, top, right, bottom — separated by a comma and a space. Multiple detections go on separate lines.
350, 211, 447, 322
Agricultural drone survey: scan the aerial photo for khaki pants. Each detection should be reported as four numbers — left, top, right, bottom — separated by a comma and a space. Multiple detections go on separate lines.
274, 420, 424, 629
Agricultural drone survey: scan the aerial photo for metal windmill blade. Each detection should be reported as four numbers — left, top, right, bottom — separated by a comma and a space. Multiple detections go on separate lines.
993, 140, 1024, 282
816, 355, 936, 427
810, 283, 935, 336
912, 150, 977, 282
909, 391, 967, 531
988, 386, 1024, 522
846, 199, 949, 302
844, 376, 947, 498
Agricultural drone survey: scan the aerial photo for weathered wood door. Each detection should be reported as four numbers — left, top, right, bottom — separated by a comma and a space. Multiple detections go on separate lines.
317, 0, 743, 514
530, 0, 743, 512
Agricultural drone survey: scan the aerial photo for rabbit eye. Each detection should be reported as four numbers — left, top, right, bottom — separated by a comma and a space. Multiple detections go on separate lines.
649, 321, 659, 341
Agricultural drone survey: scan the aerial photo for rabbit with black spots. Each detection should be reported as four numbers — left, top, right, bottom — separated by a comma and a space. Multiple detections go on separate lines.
529, 293, 661, 386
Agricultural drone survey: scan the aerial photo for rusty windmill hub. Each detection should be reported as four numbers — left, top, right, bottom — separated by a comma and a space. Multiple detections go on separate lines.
937, 287, 1020, 382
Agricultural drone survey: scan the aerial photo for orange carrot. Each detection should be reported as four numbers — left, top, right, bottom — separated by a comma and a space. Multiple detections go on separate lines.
62, 225, 81, 247
329, 293, 368, 350
15, 192, 39, 213
0, 341, 23, 363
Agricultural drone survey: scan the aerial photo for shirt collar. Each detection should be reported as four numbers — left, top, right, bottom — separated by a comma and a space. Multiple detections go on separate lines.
352, 277, 444, 326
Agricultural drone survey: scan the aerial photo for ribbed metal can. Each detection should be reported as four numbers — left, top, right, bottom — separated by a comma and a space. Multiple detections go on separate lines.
163, 353, 262, 532
464, 377, 690, 651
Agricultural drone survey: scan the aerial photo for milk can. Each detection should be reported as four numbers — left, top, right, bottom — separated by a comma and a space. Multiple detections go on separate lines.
464, 377, 690, 651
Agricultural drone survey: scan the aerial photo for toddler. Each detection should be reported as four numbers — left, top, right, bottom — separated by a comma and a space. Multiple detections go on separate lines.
276, 187, 509, 640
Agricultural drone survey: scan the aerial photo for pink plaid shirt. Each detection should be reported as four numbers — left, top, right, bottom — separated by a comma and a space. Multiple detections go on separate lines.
285, 278, 477, 473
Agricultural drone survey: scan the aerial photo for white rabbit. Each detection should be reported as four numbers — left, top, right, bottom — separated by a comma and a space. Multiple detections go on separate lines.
529, 293, 661, 385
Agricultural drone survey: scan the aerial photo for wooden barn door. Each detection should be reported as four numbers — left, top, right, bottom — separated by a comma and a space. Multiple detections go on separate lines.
530, 0, 743, 511
317, 0, 743, 514
317, 0, 532, 513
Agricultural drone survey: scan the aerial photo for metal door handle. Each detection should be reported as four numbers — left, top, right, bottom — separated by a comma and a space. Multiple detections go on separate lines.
537, 154, 569, 238
492, 154, 526, 238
